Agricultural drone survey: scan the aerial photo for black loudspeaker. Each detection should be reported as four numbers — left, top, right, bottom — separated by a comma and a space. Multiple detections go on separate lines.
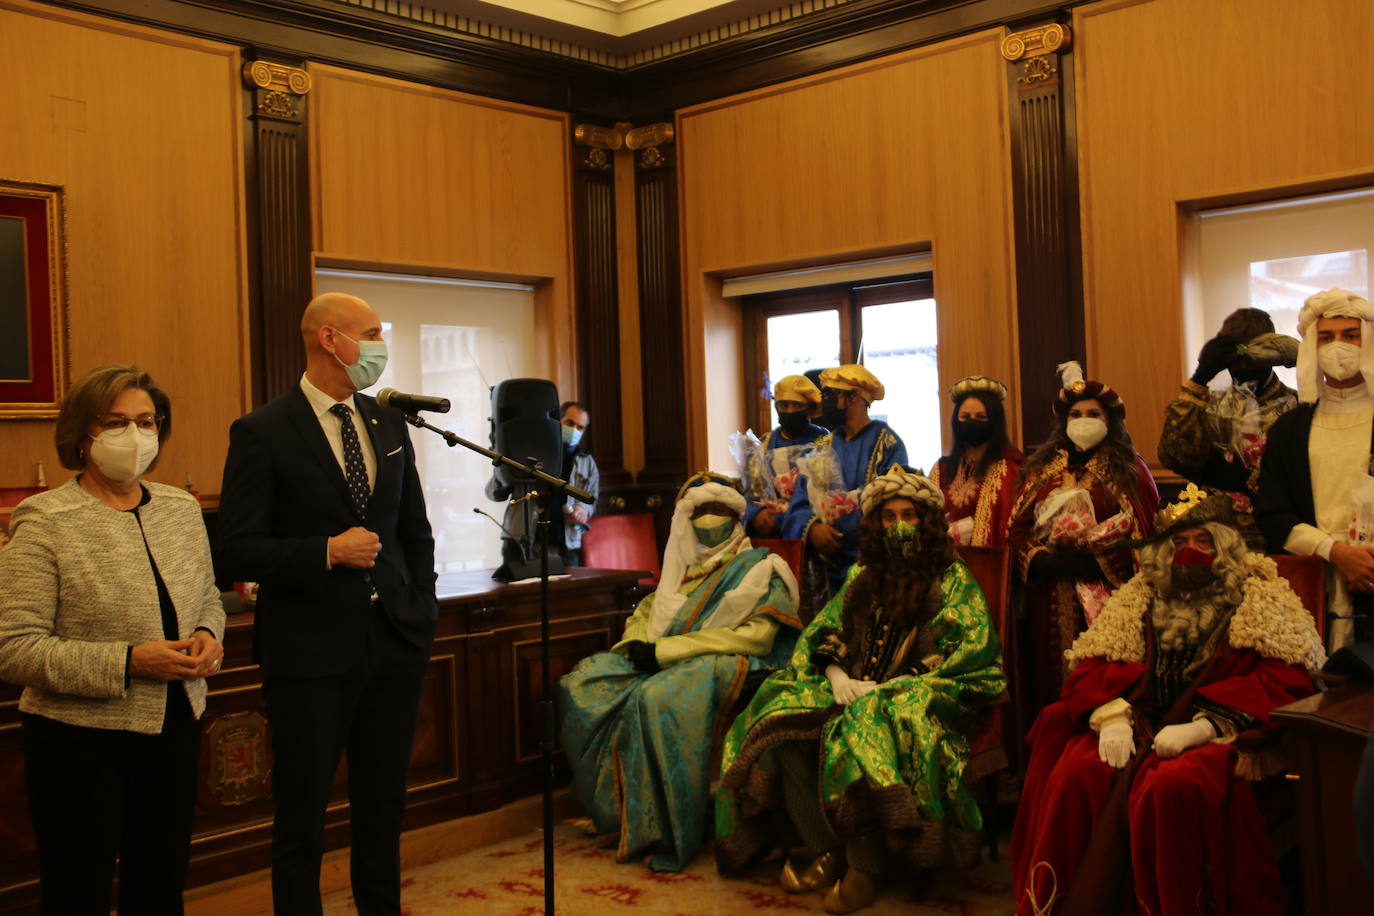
490, 378, 562, 488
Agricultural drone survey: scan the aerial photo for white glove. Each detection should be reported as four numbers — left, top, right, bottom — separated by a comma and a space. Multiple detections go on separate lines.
1097, 720, 1135, 769
1152, 719, 1216, 759
826, 664, 878, 705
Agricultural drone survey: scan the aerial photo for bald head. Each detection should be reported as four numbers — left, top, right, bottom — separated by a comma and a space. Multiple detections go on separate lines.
302, 292, 376, 344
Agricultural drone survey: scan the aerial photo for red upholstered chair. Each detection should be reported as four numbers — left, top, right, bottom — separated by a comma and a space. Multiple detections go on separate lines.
581, 512, 661, 585
750, 537, 804, 585
955, 545, 1013, 859
1269, 554, 1327, 642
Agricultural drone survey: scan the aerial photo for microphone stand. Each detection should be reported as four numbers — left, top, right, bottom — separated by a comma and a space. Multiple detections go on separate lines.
399, 411, 592, 916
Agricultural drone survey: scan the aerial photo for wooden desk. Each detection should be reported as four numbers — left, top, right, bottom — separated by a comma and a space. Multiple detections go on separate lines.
0, 567, 642, 913
1273, 684, 1374, 916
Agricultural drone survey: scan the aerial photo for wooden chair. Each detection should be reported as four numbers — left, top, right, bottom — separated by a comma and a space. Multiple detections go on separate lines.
581, 512, 661, 585
955, 545, 1013, 860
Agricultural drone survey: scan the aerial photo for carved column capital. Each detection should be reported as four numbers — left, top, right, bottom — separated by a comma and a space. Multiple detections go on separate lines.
1002, 24, 1072, 88
242, 60, 312, 121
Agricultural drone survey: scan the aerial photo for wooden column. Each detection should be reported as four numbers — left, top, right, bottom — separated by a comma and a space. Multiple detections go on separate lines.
242, 57, 314, 407
1003, 23, 1083, 446
628, 123, 684, 536
571, 124, 631, 491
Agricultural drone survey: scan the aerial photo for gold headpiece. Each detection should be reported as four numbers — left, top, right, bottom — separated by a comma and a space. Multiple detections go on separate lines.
948, 375, 1008, 404
1153, 483, 1235, 534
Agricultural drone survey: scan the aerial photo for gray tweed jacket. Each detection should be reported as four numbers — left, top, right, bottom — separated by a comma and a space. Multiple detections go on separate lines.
0, 479, 225, 734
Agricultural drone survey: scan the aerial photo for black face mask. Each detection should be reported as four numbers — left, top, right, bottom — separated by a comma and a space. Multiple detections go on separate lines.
1229, 367, 1270, 388
954, 418, 993, 446
777, 409, 810, 436
818, 391, 847, 431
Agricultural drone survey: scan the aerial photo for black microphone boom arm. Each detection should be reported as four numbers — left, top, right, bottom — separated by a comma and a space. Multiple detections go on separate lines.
398, 412, 595, 504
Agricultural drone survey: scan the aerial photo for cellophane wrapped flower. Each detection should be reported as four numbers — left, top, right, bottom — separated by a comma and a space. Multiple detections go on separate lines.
728, 430, 766, 502
795, 448, 859, 525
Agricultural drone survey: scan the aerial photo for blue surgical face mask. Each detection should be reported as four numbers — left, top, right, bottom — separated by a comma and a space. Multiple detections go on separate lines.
331, 328, 388, 390
562, 423, 583, 449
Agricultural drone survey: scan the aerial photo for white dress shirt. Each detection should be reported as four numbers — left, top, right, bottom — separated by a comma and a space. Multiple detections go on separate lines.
300, 374, 377, 490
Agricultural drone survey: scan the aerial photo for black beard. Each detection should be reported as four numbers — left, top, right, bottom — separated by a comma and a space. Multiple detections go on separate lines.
1168, 563, 1216, 594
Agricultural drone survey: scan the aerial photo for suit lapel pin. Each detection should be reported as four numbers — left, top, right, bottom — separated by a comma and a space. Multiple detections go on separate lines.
371, 418, 378, 424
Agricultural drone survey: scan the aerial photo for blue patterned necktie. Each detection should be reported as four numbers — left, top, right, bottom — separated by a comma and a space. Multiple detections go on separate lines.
330, 403, 370, 518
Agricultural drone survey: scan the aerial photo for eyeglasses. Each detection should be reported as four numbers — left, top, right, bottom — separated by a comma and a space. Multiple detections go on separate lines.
96, 413, 163, 432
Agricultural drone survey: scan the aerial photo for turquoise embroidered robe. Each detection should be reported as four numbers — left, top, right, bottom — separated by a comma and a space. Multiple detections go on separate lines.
558, 546, 800, 871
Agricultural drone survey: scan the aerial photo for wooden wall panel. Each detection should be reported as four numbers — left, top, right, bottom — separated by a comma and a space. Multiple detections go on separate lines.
1076, 0, 1374, 472
0, 0, 248, 496
676, 30, 1019, 472
308, 66, 577, 393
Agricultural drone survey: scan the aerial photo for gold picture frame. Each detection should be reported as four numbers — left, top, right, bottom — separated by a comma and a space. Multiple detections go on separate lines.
0, 178, 69, 418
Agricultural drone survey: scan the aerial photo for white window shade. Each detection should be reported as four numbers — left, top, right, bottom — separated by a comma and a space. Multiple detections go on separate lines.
1195, 189, 1374, 390
314, 268, 537, 573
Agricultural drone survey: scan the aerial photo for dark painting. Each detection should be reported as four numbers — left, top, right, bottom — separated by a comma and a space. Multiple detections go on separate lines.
0, 216, 30, 383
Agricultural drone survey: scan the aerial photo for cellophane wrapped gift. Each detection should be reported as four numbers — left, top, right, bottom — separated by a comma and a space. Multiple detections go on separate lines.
761, 442, 811, 514
728, 430, 766, 502
949, 517, 975, 546
1077, 581, 1113, 625
1216, 383, 1266, 471
1034, 487, 1096, 545
795, 448, 859, 525
1348, 476, 1374, 544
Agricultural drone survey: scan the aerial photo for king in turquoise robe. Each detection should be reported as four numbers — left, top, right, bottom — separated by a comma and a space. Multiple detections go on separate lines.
558, 545, 800, 872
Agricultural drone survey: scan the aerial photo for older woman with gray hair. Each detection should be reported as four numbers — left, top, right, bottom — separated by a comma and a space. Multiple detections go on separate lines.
0, 364, 224, 915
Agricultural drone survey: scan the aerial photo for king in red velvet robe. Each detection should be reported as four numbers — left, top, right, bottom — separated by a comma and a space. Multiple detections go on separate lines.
1010, 556, 1322, 916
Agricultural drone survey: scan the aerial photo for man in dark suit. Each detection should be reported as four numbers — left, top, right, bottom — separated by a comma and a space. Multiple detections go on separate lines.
215, 292, 437, 915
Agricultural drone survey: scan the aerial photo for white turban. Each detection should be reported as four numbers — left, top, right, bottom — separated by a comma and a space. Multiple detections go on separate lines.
859, 464, 944, 517
1296, 288, 1374, 403
645, 479, 799, 642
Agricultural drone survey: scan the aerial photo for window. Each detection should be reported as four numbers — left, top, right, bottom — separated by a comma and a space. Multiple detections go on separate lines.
315, 268, 538, 574
1196, 189, 1374, 390
744, 275, 940, 454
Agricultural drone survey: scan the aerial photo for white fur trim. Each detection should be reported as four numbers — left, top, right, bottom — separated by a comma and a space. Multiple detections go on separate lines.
1067, 554, 1327, 671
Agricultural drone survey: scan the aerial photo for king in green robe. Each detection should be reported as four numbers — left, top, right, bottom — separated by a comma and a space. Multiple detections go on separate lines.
715, 465, 1005, 913
558, 472, 801, 872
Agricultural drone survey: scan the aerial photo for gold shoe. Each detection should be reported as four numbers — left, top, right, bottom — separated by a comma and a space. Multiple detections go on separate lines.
823, 867, 880, 914
786, 849, 843, 893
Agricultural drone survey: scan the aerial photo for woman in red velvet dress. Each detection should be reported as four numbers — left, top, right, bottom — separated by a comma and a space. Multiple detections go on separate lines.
929, 375, 1024, 548
1008, 362, 1159, 723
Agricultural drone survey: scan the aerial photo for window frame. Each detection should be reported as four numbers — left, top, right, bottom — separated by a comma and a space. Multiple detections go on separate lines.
742, 273, 932, 433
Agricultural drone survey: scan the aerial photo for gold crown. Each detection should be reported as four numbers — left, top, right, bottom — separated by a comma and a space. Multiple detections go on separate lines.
948, 375, 1008, 403
1153, 483, 1232, 533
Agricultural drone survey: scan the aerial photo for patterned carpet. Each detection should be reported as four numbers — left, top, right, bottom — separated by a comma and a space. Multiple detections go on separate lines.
320, 821, 1015, 915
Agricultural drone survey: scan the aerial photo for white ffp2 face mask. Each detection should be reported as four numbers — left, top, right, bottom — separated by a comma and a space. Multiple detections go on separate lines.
1066, 417, 1109, 451
1318, 341, 1362, 381
88, 424, 159, 482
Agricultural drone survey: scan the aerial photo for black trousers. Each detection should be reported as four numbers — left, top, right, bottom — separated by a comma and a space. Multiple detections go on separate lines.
265, 608, 429, 916
22, 690, 200, 916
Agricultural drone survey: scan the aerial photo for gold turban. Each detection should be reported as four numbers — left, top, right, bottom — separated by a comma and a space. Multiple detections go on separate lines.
774, 374, 821, 406
859, 465, 943, 516
948, 375, 1008, 404
820, 364, 885, 403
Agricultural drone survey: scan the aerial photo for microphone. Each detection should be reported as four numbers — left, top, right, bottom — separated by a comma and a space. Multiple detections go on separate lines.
473, 507, 517, 540
377, 388, 451, 414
